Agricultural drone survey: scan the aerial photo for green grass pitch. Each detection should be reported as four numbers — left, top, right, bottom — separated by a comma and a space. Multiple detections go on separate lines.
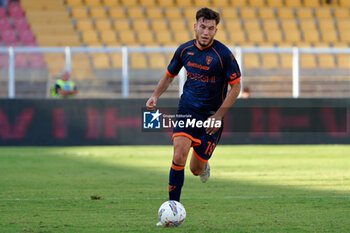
1, 145, 350, 232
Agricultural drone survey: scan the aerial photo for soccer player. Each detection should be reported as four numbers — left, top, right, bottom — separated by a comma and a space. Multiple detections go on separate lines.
146, 8, 241, 204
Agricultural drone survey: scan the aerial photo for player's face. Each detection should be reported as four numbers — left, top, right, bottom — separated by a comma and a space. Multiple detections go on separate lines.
194, 18, 217, 48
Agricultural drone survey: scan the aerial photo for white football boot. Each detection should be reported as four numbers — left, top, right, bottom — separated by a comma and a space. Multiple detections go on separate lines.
199, 162, 210, 183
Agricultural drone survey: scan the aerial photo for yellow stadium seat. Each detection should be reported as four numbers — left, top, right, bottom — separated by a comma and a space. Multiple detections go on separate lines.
277, 8, 294, 19
183, 7, 199, 19
318, 54, 335, 68
132, 19, 150, 31
280, 19, 298, 31
158, 0, 175, 7
114, 19, 131, 31
321, 30, 338, 42
337, 19, 350, 31
303, 30, 320, 43
76, 19, 94, 31
313, 42, 331, 47
100, 30, 117, 43
336, 54, 350, 68
95, 18, 112, 31
266, 0, 283, 7
82, 30, 99, 44
139, 0, 157, 6
262, 54, 279, 68
262, 19, 279, 31
318, 19, 336, 31
334, 8, 350, 18
137, 31, 154, 45
284, 31, 302, 43
285, 0, 302, 7
221, 7, 239, 19
169, 19, 187, 31
155, 31, 174, 45
128, 7, 145, 19
146, 7, 164, 19
92, 53, 110, 69
248, 0, 265, 7
295, 41, 312, 47
296, 8, 314, 19
244, 54, 260, 68
85, 0, 101, 7
280, 54, 292, 68
103, 0, 120, 7
149, 53, 166, 69
225, 19, 242, 31
120, 0, 138, 7
174, 30, 192, 43
71, 7, 89, 18
240, 8, 257, 19
193, 0, 211, 6
244, 19, 261, 31
215, 31, 229, 44
339, 0, 350, 7
247, 30, 265, 43
165, 7, 183, 19
266, 30, 283, 43
301, 54, 317, 68
339, 31, 350, 42
130, 53, 148, 69
259, 8, 275, 19
212, 0, 230, 7
109, 7, 127, 19
315, 8, 332, 19
66, 0, 83, 7
276, 41, 293, 47
90, 7, 107, 18
119, 30, 137, 44
228, 31, 246, 44
176, 0, 193, 7
304, 0, 320, 7
231, 0, 248, 7
299, 19, 317, 31
151, 19, 168, 31
332, 42, 349, 47
110, 53, 122, 69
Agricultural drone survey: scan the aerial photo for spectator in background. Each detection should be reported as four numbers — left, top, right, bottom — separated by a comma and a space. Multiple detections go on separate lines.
0, 0, 7, 7
326, 0, 332, 4
52, 69, 78, 98
241, 86, 250, 98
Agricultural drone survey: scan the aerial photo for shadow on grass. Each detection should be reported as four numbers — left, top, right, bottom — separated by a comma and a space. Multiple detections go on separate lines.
0, 146, 350, 233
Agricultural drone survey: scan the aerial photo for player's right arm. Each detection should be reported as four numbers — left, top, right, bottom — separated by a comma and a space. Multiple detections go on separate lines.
146, 73, 174, 111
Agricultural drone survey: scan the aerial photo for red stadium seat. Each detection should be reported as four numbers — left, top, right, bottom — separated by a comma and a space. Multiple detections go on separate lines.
23, 41, 38, 46
1, 29, 17, 43
8, 3, 25, 18
0, 18, 12, 31
5, 41, 22, 46
13, 18, 30, 31
15, 54, 28, 68
28, 54, 46, 69
19, 29, 35, 43
0, 54, 8, 68
0, 7, 7, 19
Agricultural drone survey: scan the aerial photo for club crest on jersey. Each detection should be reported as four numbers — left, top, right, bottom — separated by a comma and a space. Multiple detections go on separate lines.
206, 56, 213, 65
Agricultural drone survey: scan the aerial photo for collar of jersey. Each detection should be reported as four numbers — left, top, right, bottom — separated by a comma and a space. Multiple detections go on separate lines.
194, 39, 214, 51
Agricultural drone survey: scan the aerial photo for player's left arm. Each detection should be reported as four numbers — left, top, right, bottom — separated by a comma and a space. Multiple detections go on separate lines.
206, 81, 241, 135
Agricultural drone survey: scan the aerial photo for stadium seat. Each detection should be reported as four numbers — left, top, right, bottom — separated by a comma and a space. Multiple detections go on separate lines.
15, 54, 28, 68
247, 30, 265, 43
284, 31, 302, 43
13, 18, 30, 31
146, 7, 164, 19
337, 19, 350, 32
109, 7, 127, 19
95, 18, 112, 31
339, 0, 350, 7
333, 8, 350, 18
303, 30, 320, 43
66, 0, 83, 7
193, 0, 211, 6
76, 19, 94, 31
299, 19, 317, 31
301, 54, 317, 68
262, 54, 279, 68
285, 0, 302, 7
296, 8, 314, 19
128, 7, 145, 19
130, 53, 148, 69
240, 8, 257, 19
92, 53, 111, 69
244, 19, 261, 31
262, 19, 279, 31
225, 19, 242, 31
8, 3, 25, 18
118, 30, 137, 45
221, 8, 239, 19
266, 30, 283, 43
139, 0, 157, 6
244, 54, 260, 68
1, 29, 17, 43
110, 53, 122, 69
318, 19, 336, 31
90, 7, 107, 18
315, 8, 332, 19
0, 54, 8, 68
304, 0, 320, 7
19, 29, 35, 43
259, 8, 275, 19
176, 0, 193, 7
155, 31, 174, 45
149, 53, 166, 69
248, 0, 265, 7
85, 0, 102, 7
0, 7, 6, 19
71, 7, 89, 19
100, 30, 117, 44
28, 54, 46, 69
277, 8, 294, 19
231, 0, 248, 7
336, 54, 350, 68
103, 0, 120, 7
169, 19, 187, 31
266, 0, 283, 7
120, 0, 139, 7
151, 19, 168, 31
132, 19, 150, 31
339, 31, 350, 42
158, 0, 175, 7
318, 54, 336, 68
215, 31, 229, 44
321, 30, 338, 43
183, 7, 199, 19
212, 0, 230, 7
228, 31, 246, 44
0, 18, 11, 31
82, 30, 99, 45
137, 31, 154, 45
280, 54, 292, 68
174, 30, 192, 43
165, 7, 183, 19
114, 19, 131, 31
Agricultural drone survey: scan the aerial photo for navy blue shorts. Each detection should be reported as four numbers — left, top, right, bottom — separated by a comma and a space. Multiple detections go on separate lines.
172, 106, 223, 163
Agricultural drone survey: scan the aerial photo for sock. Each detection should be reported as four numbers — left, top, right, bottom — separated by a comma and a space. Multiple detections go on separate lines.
169, 161, 185, 202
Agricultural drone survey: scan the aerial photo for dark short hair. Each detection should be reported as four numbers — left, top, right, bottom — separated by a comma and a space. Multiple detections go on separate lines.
196, 8, 220, 25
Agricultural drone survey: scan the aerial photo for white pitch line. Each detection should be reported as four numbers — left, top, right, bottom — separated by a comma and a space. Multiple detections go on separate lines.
1, 195, 350, 202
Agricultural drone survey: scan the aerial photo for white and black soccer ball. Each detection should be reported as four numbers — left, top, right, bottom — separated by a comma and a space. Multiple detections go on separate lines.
158, 200, 186, 227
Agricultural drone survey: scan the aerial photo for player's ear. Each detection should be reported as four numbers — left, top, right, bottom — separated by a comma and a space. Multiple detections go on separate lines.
193, 22, 197, 31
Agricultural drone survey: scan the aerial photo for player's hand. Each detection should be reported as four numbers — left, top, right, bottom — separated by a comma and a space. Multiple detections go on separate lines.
146, 96, 157, 111
205, 114, 222, 135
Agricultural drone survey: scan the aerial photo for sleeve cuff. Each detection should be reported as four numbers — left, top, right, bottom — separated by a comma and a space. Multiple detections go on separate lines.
228, 77, 241, 85
166, 70, 177, 78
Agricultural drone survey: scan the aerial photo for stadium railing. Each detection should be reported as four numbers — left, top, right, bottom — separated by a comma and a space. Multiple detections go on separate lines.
1, 46, 349, 99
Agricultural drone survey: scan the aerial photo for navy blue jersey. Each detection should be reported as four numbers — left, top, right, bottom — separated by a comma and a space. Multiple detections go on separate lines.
167, 39, 241, 113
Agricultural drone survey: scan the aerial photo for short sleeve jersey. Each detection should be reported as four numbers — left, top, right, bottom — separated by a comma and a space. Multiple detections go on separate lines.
167, 39, 241, 113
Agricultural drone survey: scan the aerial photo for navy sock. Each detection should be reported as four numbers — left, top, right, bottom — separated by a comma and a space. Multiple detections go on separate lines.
169, 161, 185, 202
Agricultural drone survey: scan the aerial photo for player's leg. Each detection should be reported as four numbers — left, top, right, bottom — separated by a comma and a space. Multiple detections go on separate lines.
169, 136, 192, 201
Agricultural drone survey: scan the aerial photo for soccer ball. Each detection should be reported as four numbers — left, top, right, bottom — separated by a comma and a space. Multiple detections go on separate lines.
157, 200, 186, 227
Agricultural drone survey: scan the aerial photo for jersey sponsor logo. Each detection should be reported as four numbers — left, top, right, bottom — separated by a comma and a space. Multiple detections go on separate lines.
206, 56, 213, 65
187, 71, 216, 83
186, 61, 210, 71
187, 52, 194, 55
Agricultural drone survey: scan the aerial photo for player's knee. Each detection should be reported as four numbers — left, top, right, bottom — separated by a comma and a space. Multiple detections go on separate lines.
190, 166, 203, 176
173, 150, 188, 165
